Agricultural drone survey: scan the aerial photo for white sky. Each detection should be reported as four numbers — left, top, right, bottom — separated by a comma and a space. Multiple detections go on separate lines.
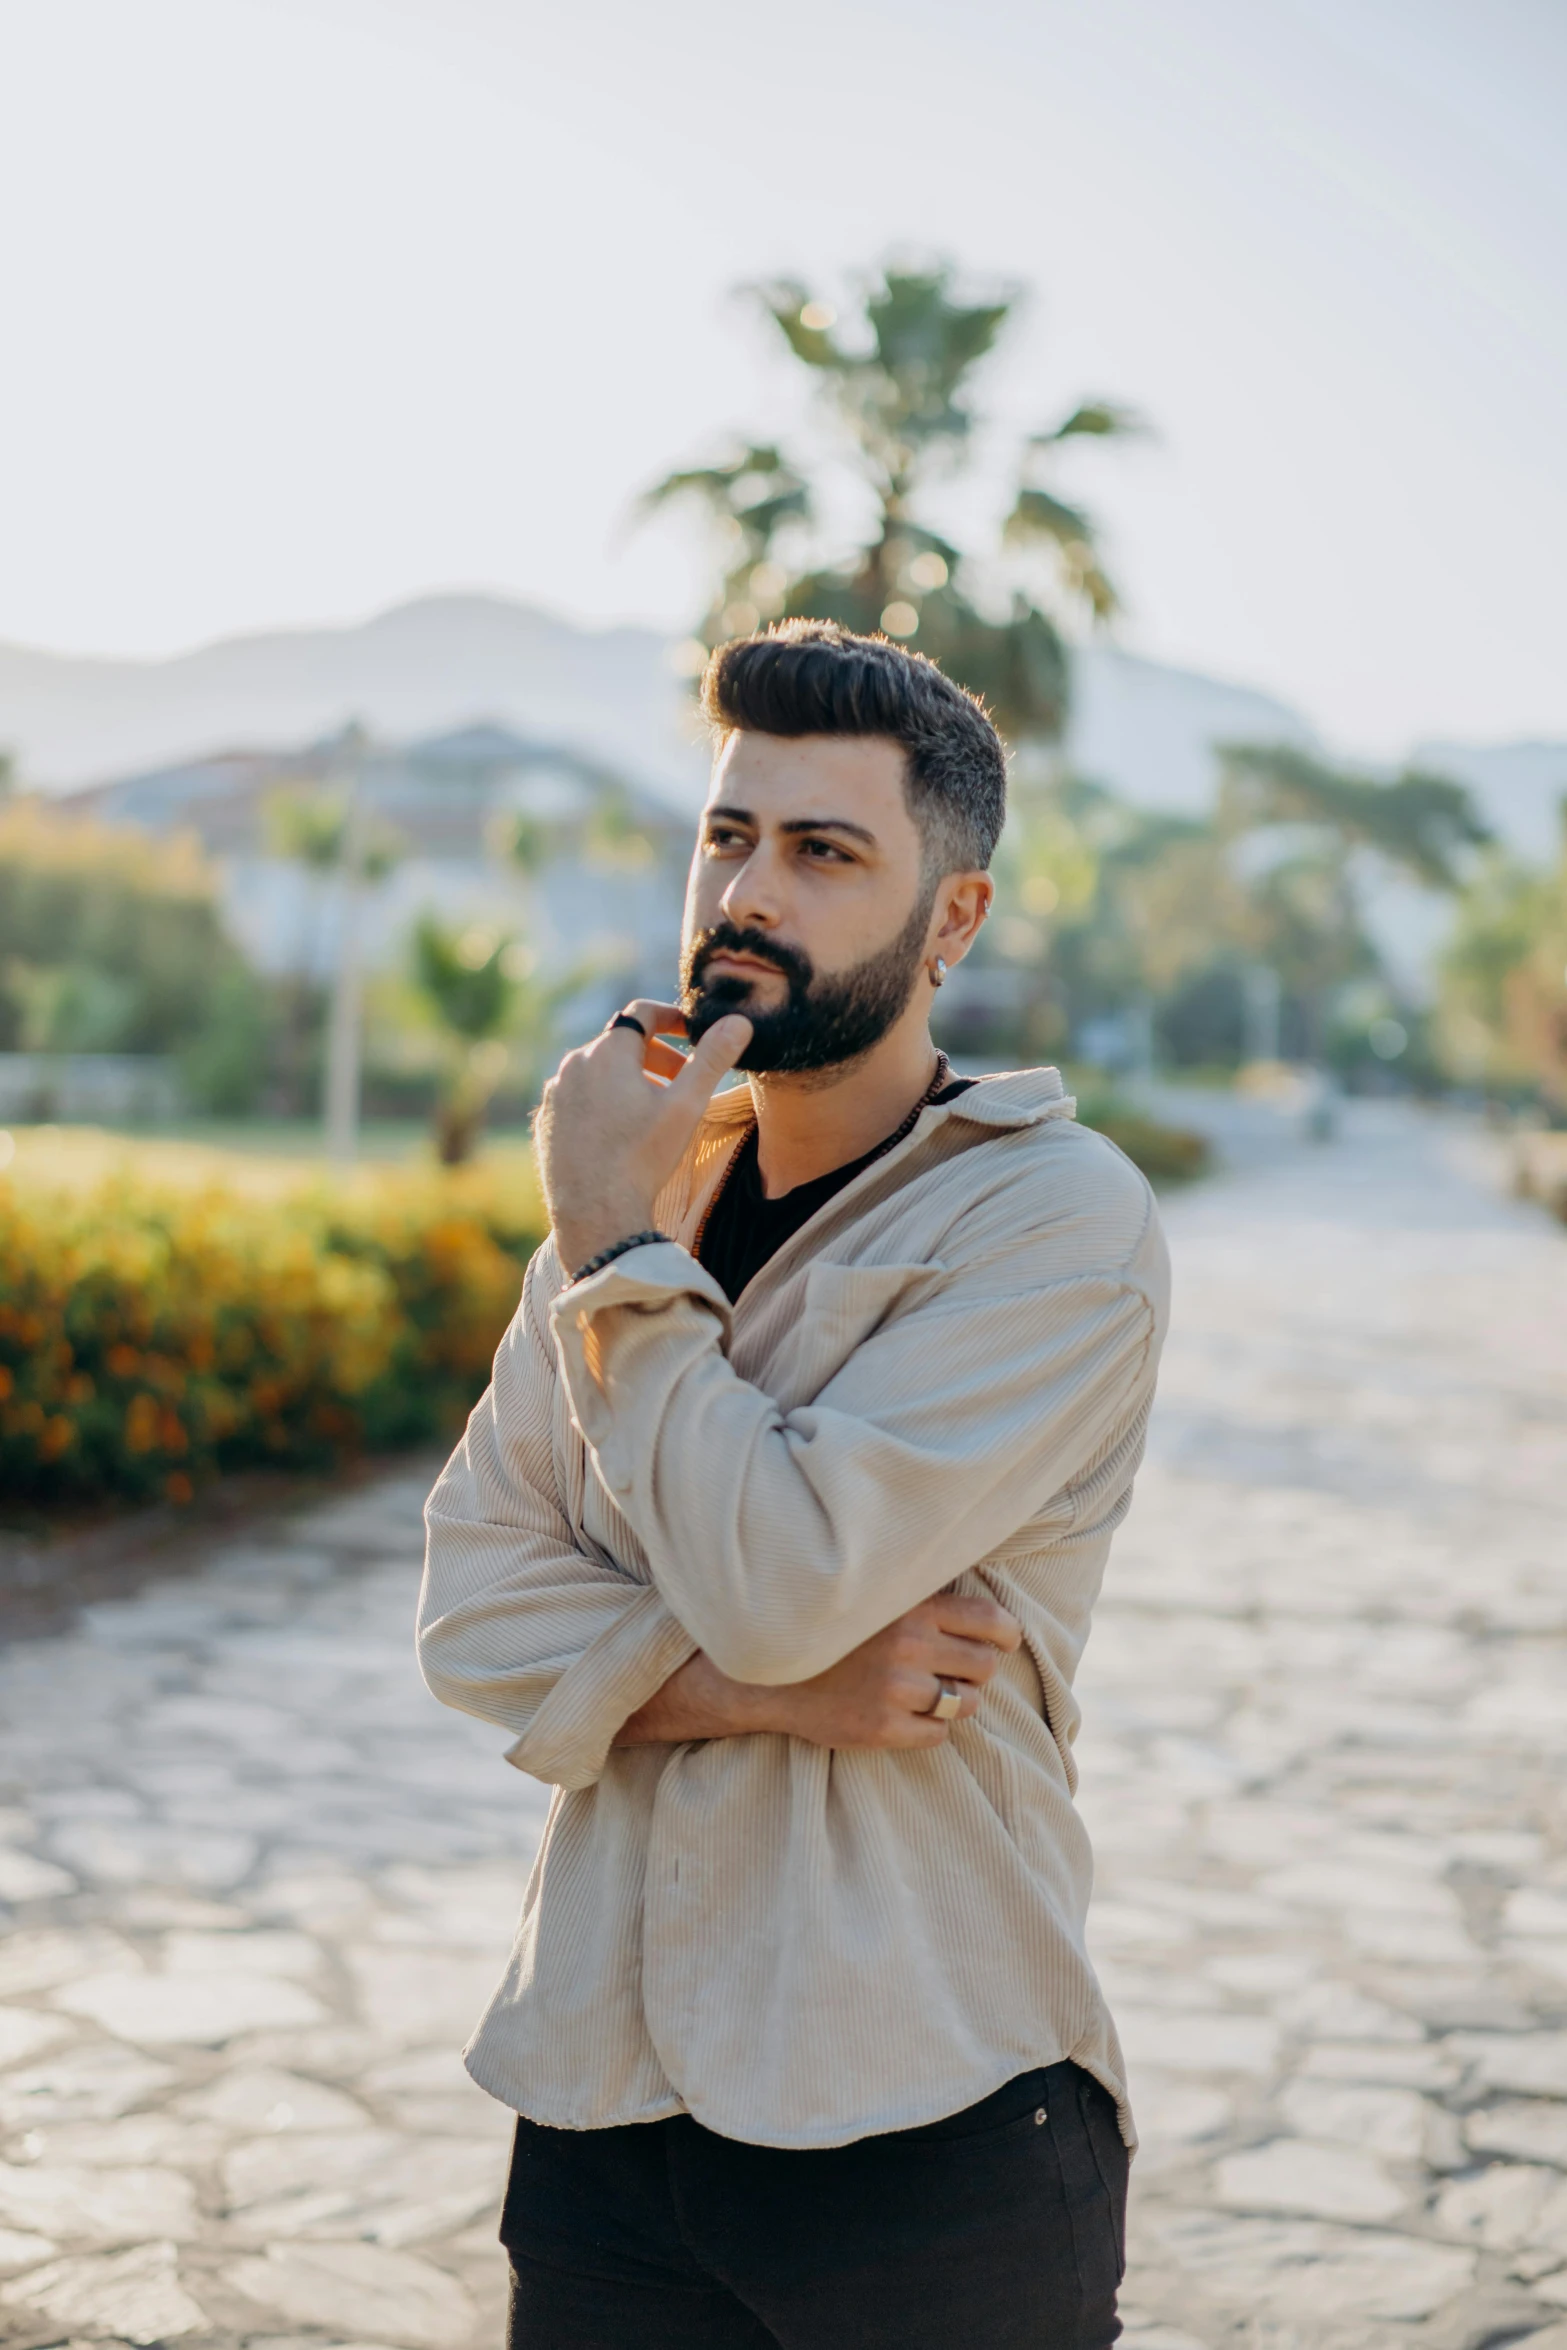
3, 0, 1563, 756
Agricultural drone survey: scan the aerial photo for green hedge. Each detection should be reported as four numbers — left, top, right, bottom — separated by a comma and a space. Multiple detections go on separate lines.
1, 1084, 1207, 1512
0, 1159, 544, 1508
1077, 1097, 1211, 1183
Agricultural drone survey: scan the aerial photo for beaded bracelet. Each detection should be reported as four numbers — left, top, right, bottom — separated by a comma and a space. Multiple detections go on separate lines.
570, 1230, 670, 1284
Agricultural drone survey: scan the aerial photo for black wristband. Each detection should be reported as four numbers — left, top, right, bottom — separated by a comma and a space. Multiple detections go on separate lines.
570, 1230, 669, 1284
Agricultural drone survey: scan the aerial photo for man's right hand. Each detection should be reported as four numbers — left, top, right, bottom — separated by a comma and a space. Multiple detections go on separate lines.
765, 1592, 1024, 1748
615, 1592, 1023, 1752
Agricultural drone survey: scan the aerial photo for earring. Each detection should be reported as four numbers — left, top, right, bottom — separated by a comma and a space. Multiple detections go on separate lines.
930, 956, 947, 987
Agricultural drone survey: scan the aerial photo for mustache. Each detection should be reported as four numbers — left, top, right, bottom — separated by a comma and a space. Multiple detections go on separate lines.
683, 923, 813, 996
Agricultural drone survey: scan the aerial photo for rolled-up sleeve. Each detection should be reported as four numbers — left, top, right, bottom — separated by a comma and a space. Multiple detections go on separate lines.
419, 1247, 698, 1789
551, 1230, 1158, 1686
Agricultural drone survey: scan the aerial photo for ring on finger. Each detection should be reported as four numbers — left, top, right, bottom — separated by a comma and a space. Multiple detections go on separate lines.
607, 1011, 647, 1038
923, 1676, 964, 1723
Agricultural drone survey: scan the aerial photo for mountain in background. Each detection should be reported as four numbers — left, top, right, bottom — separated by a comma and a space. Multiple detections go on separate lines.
2, 591, 1561, 856
0, 596, 704, 804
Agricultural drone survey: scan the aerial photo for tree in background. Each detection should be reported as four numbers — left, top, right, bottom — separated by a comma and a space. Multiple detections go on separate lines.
407, 917, 579, 1165
978, 778, 1206, 1061
644, 253, 1499, 1087
646, 443, 812, 680
1203, 743, 1492, 1066
645, 260, 1139, 742
264, 772, 404, 1121
1215, 744, 1490, 892
979, 747, 1489, 1077
1438, 810, 1567, 1113
0, 800, 264, 1107
493, 763, 665, 885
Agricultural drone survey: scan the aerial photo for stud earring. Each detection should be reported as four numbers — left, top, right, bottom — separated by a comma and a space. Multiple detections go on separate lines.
930, 956, 947, 987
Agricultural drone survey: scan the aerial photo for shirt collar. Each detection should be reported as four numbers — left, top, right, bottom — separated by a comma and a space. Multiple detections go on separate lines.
699, 1063, 1074, 1138
666, 1063, 1075, 1241
933, 1065, 1075, 1128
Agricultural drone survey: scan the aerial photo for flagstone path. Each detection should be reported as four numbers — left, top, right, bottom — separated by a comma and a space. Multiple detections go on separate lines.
1, 1101, 1564, 2350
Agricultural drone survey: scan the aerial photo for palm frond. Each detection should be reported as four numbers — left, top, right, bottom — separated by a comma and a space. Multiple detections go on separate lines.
751, 280, 846, 371
1217, 743, 1492, 890
1004, 487, 1094, 546
639, 443, 811, 538
1004, 491, 1120, 620
1032, 402, 1147, 445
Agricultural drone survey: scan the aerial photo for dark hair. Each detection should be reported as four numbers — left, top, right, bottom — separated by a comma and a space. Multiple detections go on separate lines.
700, 621, 1007, 878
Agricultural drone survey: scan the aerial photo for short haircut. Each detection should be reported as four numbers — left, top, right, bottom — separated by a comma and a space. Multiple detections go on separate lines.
700, 621, 1007, 879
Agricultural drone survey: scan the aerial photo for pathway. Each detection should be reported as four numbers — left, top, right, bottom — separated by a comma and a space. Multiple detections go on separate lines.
0, 1103, 1564, 2349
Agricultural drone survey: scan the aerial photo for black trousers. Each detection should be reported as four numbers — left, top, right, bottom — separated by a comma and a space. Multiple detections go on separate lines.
500, 2061, 1127, 2349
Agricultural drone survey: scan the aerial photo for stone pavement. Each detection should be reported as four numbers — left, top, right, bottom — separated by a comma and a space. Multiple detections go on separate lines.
0, 1101, 1564, 2350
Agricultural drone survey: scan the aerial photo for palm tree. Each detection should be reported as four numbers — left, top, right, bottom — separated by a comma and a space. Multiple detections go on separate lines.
1215, 743, 1491, 891
265, 747, 403, 1139
493, 764, 663, 884
644, 261, 1140, 743
264, 784, 349, 974
409, 918, 586, 1165
1211, 743, 1492, 1064
989, 745, 1491, 1074
411, 919, 523, 1166
641, 444, 812, 653
1439, 815, 1567, 1111
263, 783, 345, 1117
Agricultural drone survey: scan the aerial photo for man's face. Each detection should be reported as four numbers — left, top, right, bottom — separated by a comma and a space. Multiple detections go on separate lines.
680, 730, 933, 1075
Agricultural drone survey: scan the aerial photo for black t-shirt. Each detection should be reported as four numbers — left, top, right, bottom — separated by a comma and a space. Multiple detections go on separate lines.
697, 1078, 975, 1304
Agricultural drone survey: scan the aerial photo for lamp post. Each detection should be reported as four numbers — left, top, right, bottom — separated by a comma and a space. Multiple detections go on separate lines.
324, 724, 370, 1166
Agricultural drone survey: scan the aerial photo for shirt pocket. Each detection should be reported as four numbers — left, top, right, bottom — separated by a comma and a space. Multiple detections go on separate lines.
776, 1257, 944, 1400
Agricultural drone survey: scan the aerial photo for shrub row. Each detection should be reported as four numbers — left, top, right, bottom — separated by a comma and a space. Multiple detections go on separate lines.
1076, 1096, 1211, 1184
1, 1091, 1206, 1512
0, 1160, 545, 1507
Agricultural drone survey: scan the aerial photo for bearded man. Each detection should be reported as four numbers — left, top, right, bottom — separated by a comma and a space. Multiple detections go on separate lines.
419, 621, 1169, 2350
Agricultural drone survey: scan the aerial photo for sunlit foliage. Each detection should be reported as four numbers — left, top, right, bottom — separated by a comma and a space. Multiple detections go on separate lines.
1438, 820, 1567, 1110
0, 801, 248, 1059
646, 260, 1139, 742
0, 1142, 545, 1504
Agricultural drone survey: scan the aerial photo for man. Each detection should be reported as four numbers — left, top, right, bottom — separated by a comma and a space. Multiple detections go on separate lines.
419, 621, 1169, 2349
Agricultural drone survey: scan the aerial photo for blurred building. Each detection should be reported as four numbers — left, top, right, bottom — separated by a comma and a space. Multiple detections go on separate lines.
59, 722, 695, 1020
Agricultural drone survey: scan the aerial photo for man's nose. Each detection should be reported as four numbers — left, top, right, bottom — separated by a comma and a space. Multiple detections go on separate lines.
718, 847, 783, 932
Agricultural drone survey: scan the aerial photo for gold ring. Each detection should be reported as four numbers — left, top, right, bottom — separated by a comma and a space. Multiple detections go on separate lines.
927, 1677, 964, 1723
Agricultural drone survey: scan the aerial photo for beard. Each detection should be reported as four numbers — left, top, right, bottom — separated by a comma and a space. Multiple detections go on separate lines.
680, 894, 933, 1075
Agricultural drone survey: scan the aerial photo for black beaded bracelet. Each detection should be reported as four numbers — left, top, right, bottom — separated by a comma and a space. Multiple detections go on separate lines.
571, 1229, 669, 1284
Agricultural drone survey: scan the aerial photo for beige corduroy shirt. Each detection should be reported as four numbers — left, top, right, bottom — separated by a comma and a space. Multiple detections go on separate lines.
419, 1065, 1169, 2150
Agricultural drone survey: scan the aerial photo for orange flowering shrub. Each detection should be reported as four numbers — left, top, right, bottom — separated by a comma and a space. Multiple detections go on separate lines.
0, 1156, 544, 1506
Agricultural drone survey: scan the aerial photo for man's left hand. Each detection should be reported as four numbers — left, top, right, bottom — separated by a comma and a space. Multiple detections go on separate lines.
536, 999, 752, 1276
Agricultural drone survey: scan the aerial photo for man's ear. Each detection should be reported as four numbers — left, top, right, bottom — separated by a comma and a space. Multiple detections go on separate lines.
930, 872, 994, 969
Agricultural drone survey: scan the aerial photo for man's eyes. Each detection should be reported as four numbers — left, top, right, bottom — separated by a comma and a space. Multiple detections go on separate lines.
702, 830, 853, 864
